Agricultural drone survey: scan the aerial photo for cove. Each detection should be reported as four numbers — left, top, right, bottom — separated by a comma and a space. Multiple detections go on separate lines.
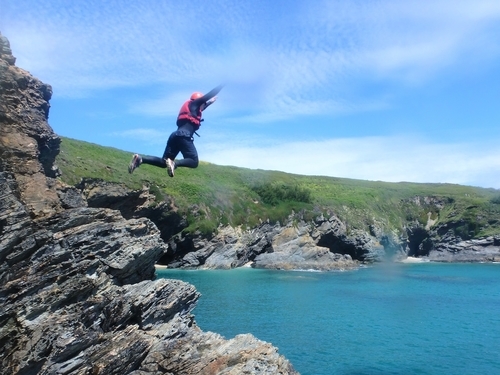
157, 263, 500, 375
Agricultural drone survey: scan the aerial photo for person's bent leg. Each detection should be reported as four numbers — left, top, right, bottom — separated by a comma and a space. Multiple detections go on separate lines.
128, 153, 166, 173
162, 132, 182, 177
162, 132, 180, 162
141, 155, 167, 168
175, 136, 199, 169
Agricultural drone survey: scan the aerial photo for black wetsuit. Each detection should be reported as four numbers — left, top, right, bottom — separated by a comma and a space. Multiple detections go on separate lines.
141, 84, 223, 169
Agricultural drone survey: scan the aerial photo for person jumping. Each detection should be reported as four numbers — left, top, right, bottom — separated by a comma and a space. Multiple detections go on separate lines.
128, 84, 224, 177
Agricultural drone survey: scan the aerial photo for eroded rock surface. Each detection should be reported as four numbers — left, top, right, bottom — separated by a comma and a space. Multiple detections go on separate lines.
0, 33, 61, 218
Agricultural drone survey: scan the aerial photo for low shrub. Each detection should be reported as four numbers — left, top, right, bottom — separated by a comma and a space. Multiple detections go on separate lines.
252, 182, 312, 206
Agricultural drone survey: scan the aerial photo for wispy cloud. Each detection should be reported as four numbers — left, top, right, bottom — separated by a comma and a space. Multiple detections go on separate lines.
300, 0, 500, 86
4, 0, 500, 109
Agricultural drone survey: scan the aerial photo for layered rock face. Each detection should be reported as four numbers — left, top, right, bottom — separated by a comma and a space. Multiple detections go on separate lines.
164, 216, 363, 271
0, 33, 61, 218
0, 33, 298, 375
407, 223, 500, 262
153, 210, 401, 269
404, 196, 500, 262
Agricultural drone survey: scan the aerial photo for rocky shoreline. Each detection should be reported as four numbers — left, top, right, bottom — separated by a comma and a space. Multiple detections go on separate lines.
78, 178, 500, 269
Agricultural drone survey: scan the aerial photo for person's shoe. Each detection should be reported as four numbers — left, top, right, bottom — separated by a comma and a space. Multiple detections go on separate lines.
166, 158, 175, 177
128, 154, 142, 174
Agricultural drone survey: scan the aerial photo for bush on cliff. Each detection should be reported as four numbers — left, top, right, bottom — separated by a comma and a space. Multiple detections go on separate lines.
252, 182, 312, 206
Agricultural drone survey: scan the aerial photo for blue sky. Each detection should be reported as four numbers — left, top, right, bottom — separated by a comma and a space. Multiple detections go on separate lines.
2, 0, 500, 188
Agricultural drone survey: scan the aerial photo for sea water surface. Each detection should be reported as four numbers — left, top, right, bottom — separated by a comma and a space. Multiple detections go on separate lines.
157, 263, 500, 375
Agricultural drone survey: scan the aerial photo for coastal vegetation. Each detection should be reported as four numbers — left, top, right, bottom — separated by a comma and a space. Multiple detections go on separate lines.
56, 137, 500, 238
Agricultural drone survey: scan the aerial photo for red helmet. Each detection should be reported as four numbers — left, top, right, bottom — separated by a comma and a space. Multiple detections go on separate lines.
190, 92, 203, 100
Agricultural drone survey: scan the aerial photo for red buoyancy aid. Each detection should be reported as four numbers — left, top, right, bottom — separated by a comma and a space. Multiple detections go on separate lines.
177, 100, 202, 129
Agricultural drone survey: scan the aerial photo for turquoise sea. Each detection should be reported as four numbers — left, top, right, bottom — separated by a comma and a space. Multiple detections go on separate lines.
157, 263, 500, 375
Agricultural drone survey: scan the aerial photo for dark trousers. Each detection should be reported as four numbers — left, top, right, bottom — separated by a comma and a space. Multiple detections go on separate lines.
141, 130, 199, 169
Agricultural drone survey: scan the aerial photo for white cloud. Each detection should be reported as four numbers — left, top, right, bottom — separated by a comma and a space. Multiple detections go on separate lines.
198, 135, 500, 189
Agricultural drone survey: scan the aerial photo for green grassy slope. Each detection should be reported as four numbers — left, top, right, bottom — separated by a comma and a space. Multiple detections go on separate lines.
56, 137, 500, 238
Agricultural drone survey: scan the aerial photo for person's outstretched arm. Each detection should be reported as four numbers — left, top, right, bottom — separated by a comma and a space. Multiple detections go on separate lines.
189, 84, 224, 112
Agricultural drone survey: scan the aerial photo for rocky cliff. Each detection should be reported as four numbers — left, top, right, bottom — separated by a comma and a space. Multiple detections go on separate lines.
75, 178, 365, 270
0, 34, 61, 218
78, 178, 500, 268
0, 32, 298, 375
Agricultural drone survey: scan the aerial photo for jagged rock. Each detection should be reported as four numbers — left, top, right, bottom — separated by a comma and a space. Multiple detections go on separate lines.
78, 178, 186, 242
135, 330, 297, 375
0, 172, 33, 268
71, 182, 408, 268
311, 215, 387, 262
405, 222, 500, 262
0, 33, 16, 65
1, 179, 297, 373
201, 225, 278, 269
0, 32, 61, 218
164, 224, 274, 269
57, 184, 88, 209
0, 174, 298, 374
428, 235, 500, 262
164, 213, 395, 270
253, 222, 357, 271
78, 178, 148, 210
164, 217, 360, 271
